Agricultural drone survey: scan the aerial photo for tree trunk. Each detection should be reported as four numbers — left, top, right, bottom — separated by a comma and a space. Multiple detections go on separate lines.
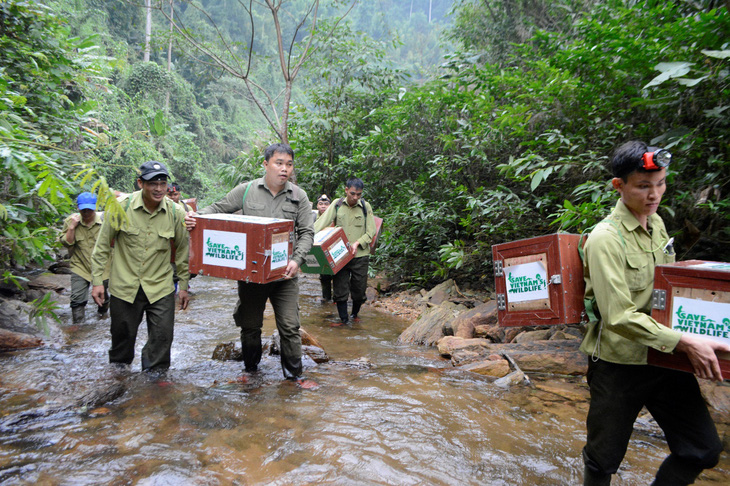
144, 0, 152, 62
165, 0, 173, 112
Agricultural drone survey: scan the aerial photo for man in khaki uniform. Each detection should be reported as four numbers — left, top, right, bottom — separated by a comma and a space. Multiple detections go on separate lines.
91, 161, 190, 372
580, 141, 728, 485
59, 192, 110, 324
185, 143, 316, 388
314, 177, 376, 326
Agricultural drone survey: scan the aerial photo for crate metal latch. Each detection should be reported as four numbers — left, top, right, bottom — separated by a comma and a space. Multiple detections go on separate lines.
497, 293, 506, 311
652, 289, 666, 310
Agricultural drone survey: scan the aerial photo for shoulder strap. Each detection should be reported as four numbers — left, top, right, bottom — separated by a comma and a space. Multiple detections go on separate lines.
242, 182, 252, 211
333, 197, 368, 232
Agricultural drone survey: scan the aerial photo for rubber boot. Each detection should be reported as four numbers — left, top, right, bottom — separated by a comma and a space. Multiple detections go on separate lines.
72, 306, 85, 324
351, 300, 364, 321
336, 301, 349, 324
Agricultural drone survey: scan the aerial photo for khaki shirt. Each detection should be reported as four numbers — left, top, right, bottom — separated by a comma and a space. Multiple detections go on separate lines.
91, 191, 189, 304
59, 212, 109, 281
198, 178, 314, 267
314, 198, 376, 258
580, 200, 679, 364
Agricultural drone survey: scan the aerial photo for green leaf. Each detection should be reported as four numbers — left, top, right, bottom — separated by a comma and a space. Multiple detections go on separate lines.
701, 50, 730, 59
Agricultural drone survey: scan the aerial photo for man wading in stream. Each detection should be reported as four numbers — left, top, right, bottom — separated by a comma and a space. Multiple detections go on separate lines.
314, 177, 376, 327
91, 161, 190, 372
580, 141, 729, 485
59, 192, 110, 324
185, 143, 317, 389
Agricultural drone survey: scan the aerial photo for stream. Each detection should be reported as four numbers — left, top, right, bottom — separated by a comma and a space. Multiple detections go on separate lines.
0, 274, 727, 485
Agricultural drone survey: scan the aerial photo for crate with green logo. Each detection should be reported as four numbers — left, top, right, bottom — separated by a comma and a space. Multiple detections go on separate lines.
492, 233, 585, 327
648, 260, 730, 379
300, 226, 353, 275
189, 213, 294, 283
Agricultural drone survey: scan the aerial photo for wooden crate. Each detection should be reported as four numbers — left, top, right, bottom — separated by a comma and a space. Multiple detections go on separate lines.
648, 260, 730, 379
300, 226, 353, 275
189, 214, 294, 283
183, 198, 197, 212
370, 216, 383, 254
492, 233, 585, 327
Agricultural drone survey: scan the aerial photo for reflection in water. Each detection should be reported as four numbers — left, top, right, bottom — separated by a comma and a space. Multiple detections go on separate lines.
0, 275, 727, 484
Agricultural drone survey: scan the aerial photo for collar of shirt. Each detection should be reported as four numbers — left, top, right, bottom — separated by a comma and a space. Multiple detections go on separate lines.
258, 178, 298, 200
614, 199, 661, 235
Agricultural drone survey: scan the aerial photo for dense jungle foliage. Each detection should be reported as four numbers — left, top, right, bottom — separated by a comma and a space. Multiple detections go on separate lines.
1, 0, 728, 291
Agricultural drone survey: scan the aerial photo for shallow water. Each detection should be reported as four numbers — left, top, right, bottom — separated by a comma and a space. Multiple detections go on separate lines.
0, 275, 727, 485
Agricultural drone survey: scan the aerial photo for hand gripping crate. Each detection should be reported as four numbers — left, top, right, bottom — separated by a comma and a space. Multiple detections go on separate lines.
300, 226, 353, 275
189, 213, 294, 283
648, 260, 730, 379
492, 233, 585, 327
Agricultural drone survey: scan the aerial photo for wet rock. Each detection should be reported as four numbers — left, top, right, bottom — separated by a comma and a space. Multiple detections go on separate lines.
438, 336, 492, 365
28, 273, 69, 293
452, 301, 498, 339
302, 345, 328, 364
300, 327, 323, 349
533, 381, 589, 402
48, 261, 73, 275
329, 357, 374, 369
419, 279, 458, 307
0, 328, 43, 351
212, 342, 241, 361
365, 287, 378, 303
549, 330, 580, 341
460, 357, 510, 378
398, 302, 467, 347
438, 336, 587, 376
504, 326, 528, 343
474, 324, 504, 342
494, 370, 527, 388
270, 329, 329, 364
513, 329, 551, 343
0, 295, 64, 345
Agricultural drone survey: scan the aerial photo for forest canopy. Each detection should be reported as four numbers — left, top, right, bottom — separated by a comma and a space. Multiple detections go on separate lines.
1, 0, 728, 290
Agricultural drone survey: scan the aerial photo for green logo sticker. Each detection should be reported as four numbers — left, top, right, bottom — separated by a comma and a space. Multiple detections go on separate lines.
205, 237, 245, 261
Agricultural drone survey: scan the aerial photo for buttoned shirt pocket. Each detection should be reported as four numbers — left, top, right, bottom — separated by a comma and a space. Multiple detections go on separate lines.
281, 202, 298, 221
246, 201, 266, 216
625, 251, 652, 292
157, 228, 175, 251
352, 214, 364, 228
118, 225, 141, 249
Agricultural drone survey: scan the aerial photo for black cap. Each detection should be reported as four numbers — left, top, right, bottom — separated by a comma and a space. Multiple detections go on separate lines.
139, 161, 169, 181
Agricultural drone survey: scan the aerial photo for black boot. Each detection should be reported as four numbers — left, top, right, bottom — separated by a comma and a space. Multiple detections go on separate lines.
336, 301, 349, 324
72, 306, 85, 324
351, 300, 364, 320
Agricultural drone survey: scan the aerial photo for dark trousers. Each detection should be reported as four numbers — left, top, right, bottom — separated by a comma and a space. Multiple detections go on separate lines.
333, 255, 369, 305
233, 278, 302, 379
583, 359, 722, 485
319, 274, 333, 301
108, 288, 176, 371
70, 273, 109, 310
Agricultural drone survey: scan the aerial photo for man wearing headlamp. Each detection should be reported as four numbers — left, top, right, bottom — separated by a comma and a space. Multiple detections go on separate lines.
579, 141, 729, 485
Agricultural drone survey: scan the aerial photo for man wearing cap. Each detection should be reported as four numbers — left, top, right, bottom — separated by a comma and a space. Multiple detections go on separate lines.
91, 161, 190, 372
167, 183, 190, 211
314, 194, 333, 303
59, 192, 110, 324
580, 141, 729, 485
185, 143, 316, 388
314, 177, 376, 326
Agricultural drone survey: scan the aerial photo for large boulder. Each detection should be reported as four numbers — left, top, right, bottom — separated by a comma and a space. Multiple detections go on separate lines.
398, 302, 467, 346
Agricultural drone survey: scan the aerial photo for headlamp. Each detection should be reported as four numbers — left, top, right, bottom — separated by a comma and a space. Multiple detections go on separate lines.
641, 149, 672, 171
